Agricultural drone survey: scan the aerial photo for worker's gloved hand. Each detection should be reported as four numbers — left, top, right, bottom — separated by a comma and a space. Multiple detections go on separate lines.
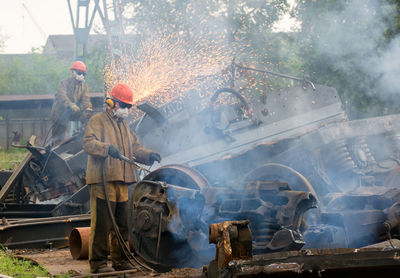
108, 144, 121, 158
149, 152, 161, 165
84, 107, 94, 115
70, 103, 80, 113
82, 108, 95, 121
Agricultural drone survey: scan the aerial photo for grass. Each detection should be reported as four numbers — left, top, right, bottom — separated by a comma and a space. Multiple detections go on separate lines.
0, 249, 77, 278
0, 147, 29, 170
0, 248, 49, 277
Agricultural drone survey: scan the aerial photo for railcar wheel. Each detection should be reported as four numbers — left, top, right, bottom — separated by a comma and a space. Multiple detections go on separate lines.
244, 163, 318, 201
244, 163, 321, 224
129, 164, 211, 271
142, 164, 210, 190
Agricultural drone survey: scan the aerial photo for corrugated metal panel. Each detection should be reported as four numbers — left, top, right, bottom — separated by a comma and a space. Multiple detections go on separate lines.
0, 92, 103, 102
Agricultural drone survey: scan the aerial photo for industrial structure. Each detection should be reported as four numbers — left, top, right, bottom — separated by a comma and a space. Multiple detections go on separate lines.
0, 1, 400, 277
1, 61, 400, 276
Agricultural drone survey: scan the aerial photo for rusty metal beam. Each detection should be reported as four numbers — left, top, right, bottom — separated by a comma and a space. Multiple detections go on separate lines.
0, 204, 56, 218
222, 248, 400, 277
0, 153, 32, 203
0, 214, 90, 249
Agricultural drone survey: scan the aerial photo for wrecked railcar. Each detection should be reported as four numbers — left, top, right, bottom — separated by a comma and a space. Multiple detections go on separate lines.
0, 134, 87, 206
0, 65, 399, 272
128, 66, 400, 268
129, 164, 317, 270
0, 134, 90, 248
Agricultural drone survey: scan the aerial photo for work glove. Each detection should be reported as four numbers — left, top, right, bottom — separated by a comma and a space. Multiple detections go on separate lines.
108, 144, 121, 158
82, 108, 95, 121
149, 152, 161, 165
70, 103, 80, 113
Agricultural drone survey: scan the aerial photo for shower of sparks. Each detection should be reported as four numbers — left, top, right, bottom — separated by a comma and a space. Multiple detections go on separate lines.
104, 31, 306, 122
104, 32, 234, 109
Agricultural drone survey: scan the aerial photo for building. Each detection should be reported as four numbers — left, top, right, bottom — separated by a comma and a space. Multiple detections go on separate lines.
0, 93, 104, 149
42, 34, 107, 61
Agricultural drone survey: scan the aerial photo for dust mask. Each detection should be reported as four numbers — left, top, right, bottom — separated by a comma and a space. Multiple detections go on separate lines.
75, 74, 85, 82
114, 108, 129, 119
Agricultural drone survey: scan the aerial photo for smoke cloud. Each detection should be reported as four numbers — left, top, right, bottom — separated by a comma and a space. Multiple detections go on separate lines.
372, 36, 400, 95
302, 0, 400, 104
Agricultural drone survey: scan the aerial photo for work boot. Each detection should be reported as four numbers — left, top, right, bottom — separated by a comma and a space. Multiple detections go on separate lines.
91, 263, 115, 273
113, 260, 135, 271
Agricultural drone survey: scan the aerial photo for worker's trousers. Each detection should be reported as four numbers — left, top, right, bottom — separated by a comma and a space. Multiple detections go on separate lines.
88, 182, 129, 271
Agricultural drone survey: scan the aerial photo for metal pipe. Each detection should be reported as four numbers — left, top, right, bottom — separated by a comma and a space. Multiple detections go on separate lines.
69, 227, 90, 260
118, 154, 150, 173
0, 211, 53, 217
233, 63, 316, 90
73, 268, 138, 278
0, 214, 90, 227
3, 237, 68, 247
156, 211, 163, 261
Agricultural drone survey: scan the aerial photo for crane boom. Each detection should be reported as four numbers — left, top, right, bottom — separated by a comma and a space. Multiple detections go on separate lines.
22, 3, 47, 41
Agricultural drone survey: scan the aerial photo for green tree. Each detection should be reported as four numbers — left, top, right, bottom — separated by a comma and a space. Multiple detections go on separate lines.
121, 0, 291, 67
111, 0, 295, 101
122, 0, 289, 40
0, 43, 107, 95
83, 40, 108, 93
0, 50, 69, 95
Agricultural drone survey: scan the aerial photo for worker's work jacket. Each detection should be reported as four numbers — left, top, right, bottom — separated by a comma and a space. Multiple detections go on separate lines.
50, 77, 92, 123
83, 109, 153, 185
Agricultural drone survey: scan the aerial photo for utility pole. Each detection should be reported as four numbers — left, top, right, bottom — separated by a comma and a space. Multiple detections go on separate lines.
67, 0, 126, 62
67, 0, 102, 61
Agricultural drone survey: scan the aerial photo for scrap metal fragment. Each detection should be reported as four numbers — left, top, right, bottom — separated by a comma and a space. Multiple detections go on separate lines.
224, 248, 400, 277
266, 228, 305, 251
205, 220, 252, 278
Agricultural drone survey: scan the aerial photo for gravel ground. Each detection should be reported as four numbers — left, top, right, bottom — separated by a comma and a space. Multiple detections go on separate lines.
14, 248, 203, 277
14, 248, 89, 276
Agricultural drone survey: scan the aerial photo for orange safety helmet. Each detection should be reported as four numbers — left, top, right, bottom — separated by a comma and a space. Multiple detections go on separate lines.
111, 83, 134, 105
70, 61, 87, 73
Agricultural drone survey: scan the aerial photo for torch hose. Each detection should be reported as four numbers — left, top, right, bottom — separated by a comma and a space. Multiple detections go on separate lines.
101, 159, 154, 274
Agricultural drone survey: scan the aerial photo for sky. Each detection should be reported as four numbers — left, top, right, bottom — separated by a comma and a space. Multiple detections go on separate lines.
0, 0, 76, 54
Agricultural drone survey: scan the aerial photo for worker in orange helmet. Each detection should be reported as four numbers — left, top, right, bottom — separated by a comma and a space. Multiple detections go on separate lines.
49, 61, 94, 145
83, 83, 161, 273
